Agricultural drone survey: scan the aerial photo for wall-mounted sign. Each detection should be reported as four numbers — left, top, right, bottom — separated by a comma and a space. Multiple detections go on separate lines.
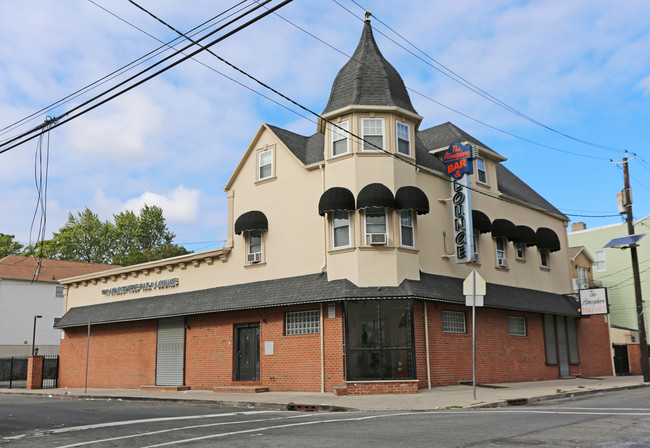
579, 287, 609, 315
452, 176, 474, 263
102, 278, 179, 296
441, 142, 474, 179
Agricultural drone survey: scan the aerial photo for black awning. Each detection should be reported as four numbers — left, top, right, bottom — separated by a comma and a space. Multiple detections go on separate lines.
536, 227, 561, 252
472, 210, 491, 234
491, 219, 517, 240
395, 186, 429, 215
234, 210, 268, 235
356, 183, 395, 209
513, 225, 537, 246
318, 187, 355, 216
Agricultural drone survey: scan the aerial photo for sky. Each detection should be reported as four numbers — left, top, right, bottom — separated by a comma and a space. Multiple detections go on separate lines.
1, 0, 649, 252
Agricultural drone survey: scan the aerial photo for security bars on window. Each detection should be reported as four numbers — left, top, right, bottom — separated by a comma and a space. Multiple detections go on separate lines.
285, 310, 320, 335
508, 316, 527, 336
442, 310, 466, 333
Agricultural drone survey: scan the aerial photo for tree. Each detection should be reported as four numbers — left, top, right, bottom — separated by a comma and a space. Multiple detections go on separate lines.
0, 233, 24, 258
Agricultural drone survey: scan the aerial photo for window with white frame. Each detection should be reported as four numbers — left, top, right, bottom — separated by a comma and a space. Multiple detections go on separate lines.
361, 118, 384, 152
472, 233, 479, 262
396, 121, 411, 156
540, 248, 549, 268
496, 237, 507, 260
442, 310, 466, 333
55, 285, 64, 297
331, 121, 349, 157
476, 157, 487, 183
400, 210, 414, 247
508, 316, 527, 336
285, 310, 320, 335
578, 267, 588, 289
516, 243, 525, 260
595, 250, 606, 272
365, 207, 387, 244
247, 230, 262, 263
258, 148, 273, 180
332, 211, 351, 248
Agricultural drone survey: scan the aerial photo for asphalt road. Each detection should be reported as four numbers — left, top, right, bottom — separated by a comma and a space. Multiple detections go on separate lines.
2, 388, 650, 447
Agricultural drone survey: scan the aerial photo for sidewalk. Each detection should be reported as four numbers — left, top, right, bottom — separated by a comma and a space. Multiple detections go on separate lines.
1, 376, 647, 411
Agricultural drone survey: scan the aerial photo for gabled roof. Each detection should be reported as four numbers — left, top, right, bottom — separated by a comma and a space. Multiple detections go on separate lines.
417, 122, 505, 161
495, 164, 566, 217
568, 246, 595, 263
266, 125, 324, 166
322, 19, 418, 116
55, 271, 579, 328
0, 255, 115, 282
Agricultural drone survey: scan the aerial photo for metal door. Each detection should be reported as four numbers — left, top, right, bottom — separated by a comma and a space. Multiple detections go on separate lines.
556, 316, 570, 377
156, 317, 185, 386
234, 323, 260, 382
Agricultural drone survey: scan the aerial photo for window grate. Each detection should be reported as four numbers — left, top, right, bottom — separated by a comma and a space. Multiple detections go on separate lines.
286, 310, 320, 335
442, 310, 466, 333
508, 316, 527, 336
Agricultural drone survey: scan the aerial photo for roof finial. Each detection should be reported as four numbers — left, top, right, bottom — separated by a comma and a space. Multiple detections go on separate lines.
364, 10, 371, 22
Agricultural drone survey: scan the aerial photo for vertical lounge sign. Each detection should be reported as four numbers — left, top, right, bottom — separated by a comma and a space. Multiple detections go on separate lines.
442, 142, 475, 263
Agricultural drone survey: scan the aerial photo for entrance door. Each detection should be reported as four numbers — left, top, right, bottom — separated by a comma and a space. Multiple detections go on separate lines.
234, 323, 260, 382
613, 344, 630, 375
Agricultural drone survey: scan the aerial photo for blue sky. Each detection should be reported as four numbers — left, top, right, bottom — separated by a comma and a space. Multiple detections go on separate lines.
1, 0, 649, 251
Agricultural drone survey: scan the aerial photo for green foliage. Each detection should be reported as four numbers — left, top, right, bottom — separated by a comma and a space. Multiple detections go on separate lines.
20, 205, 190, 266
0, 233, 24, 258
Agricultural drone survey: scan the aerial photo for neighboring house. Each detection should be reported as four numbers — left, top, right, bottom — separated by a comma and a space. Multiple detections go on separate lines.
0, 255, 115, 356
56, 18, 612, 394
568, 217, 650, 375
568, 246, 596, 293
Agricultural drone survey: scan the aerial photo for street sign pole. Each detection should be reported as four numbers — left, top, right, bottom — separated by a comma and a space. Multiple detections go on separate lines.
464, 270, 486, 401
472, 272, 476, 400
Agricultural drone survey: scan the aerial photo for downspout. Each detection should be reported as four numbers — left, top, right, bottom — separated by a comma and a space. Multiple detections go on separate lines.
424, 301, 432, 389
320, 302, 325, 393
319, 164, 327, 273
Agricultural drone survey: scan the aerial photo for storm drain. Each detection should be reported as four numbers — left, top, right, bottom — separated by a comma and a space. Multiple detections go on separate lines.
506, 398, 529, 406
286, 404, 320, 412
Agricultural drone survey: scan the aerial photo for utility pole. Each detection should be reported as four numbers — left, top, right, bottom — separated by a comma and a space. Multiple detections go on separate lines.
622, 156, 650, 382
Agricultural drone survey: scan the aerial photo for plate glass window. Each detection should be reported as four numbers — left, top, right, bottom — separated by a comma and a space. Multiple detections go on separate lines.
476, 157, 487, 183
508, 316, 527, 336
332, 211, 351, 248
285, 310, 320, 335
331, 121, 349, 157
396, 121, 411, 156
258, 148, 273, 180
361, 118, 384, 151
442, 310, 466, 333
595, 250, 606, 272
400, 210, 414, 247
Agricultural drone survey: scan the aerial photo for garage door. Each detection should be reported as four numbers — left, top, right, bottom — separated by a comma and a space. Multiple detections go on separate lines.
156, 317, 185, 386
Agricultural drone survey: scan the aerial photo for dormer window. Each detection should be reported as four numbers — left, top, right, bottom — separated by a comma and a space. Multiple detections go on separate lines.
396, 121, 411, 156
476, 157, 487, 184
331, 121, 349, 157
361, 118, 384, 152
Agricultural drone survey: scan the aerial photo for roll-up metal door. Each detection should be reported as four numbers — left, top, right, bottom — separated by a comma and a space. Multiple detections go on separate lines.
156, 317, 185, 386
556, 316, 570, 377
543, 314, 557, 365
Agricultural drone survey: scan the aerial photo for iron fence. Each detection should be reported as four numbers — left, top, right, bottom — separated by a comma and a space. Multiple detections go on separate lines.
0, 357, 28, 389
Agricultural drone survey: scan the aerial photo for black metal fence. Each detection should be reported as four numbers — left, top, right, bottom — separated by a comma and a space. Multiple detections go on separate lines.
0, 357, 28, 389
42, 355, 59, 389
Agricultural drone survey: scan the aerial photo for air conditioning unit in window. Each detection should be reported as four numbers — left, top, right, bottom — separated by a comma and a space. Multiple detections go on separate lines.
497, 257, 509, 268
471, 253, 480, 263
369, 233, 387, 245
247, 252, 262, 263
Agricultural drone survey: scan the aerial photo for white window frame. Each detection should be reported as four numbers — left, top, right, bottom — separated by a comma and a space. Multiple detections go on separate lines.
476, 157, 487, 184
508, 316, 527, 336
595, 250, 606, 272
332, 210, 351, 249
364, 207, 388, 244
396, 120, 411, 156
516, 243, 525, 260
442, 310, 466, 333
578, 267, 588, 289
247, 230, 262, 261
472, 233, 479, 261
540, 248, 549, 268
258, 148, 273, 180
399, 210, 414, 248
361, 118, 385, 152
331, 121, 349, 157
285, 310, 320, 335
496, 237, 507, 260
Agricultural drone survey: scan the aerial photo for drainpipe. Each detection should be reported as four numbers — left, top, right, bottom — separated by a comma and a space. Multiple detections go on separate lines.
320, 302, 325, 393
424, 302, 431, 389
319, 164, 327, 273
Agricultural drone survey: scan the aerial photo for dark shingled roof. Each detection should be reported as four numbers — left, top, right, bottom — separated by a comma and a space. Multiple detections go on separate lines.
496, 164, 566, 217
417, 122, 498, 157
267, 124, 324, 166
322, 20, 417, 115
55, 272, 579, 328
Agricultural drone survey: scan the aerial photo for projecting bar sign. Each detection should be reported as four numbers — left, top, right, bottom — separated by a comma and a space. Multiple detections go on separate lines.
579, 288, 609, 315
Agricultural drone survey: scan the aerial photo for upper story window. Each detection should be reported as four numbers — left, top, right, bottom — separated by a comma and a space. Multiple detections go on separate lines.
516, 243, 525, 260
476, 157, 487, 184
247, 230, 263, 264
331, 121, 349, 157
364, 207, 387, 245
361, 118, 384, 152
595, 250, 606, 272
332, 211, 351, 248
396, 121, 411, 156
400, 210, 414, 248
539, 248, 549, 268
258, 148, 273, 180
578, 267, 588, 289
472, 233, 480, 262
495, 237, 508, 268
55, 285, 64, 297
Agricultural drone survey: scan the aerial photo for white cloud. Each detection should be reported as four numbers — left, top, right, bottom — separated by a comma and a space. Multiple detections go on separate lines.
637, 76, 650, 96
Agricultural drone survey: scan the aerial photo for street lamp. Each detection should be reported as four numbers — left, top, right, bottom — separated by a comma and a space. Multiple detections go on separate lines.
32, 315, 42, 356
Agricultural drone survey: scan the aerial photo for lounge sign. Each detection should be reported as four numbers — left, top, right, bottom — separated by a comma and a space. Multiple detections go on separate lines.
579, 288, 609, 315
102, 278, 179, 296
441, 142, 474, 179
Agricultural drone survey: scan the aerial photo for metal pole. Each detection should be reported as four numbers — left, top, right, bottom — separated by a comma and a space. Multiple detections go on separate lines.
472, 271, 477, 400
623, 156, 650, 382
31, 315, 42, 356
85, 321, 90, 394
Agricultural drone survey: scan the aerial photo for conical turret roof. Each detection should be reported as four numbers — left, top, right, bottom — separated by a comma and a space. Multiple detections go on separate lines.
322, 17, 418, 116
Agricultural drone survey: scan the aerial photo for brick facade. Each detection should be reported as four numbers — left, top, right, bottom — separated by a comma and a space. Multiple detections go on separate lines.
58, 299, 613, 392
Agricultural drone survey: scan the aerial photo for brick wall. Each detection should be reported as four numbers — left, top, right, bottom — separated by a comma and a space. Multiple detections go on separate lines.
575, 314, 614, 376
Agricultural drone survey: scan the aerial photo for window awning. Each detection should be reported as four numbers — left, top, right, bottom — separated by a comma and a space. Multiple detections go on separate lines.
472, 210, 491, 234
536, 227, 561, 252
234, 211, 268, 235
395, 186, 429, 215
318, 187, 356, 216
512, 225, 537, 246
356, 183, 395, 209
491, 219, 517, 240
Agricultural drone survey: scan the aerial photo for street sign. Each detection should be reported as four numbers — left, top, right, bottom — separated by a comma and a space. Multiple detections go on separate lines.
463, 269, 486, 296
